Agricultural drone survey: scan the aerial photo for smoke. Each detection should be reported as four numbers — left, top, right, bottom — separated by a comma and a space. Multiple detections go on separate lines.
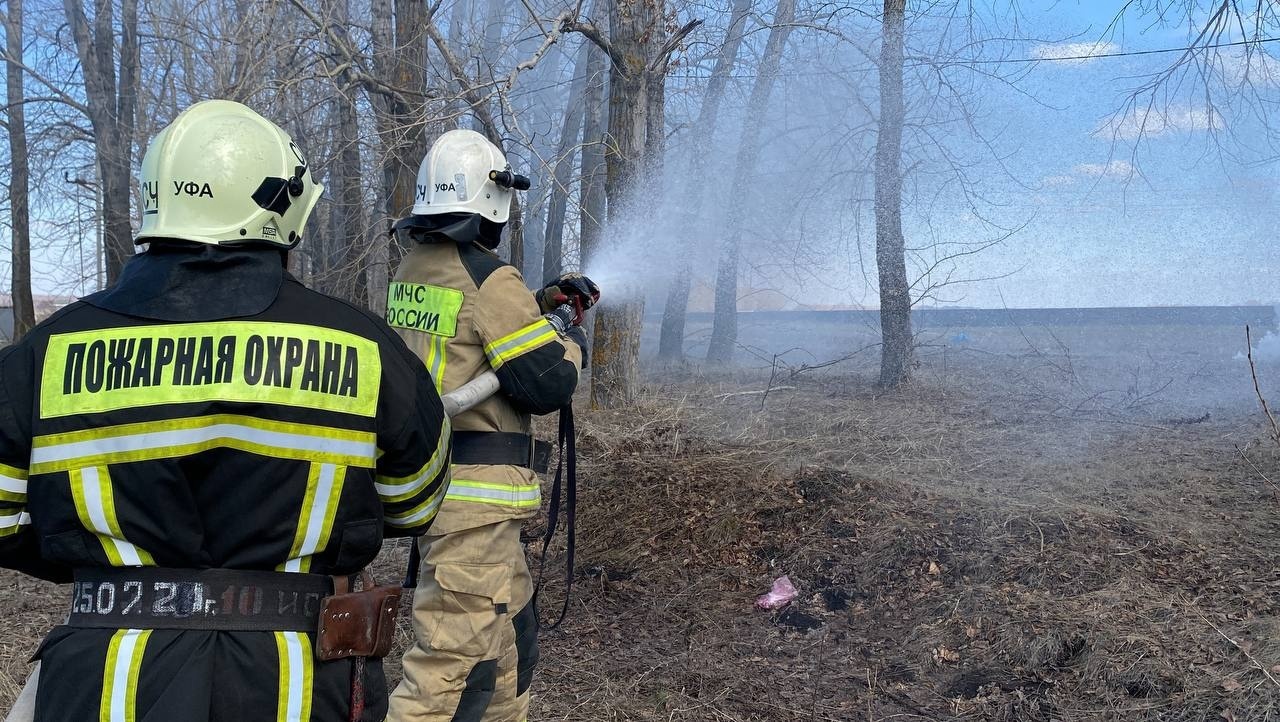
1237, 328, 1280, 364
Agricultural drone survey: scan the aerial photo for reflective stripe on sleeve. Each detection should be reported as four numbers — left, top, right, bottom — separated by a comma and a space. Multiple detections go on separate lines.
100, 628, 151, 722
71, 466, 154, 567
275, 631, 314, 722
279, 463, 345, 574
374, 417, 451, 503
444, 479, 541, 509
31, 415, 378, 474
421, 334, 449, 394
483, 319, 558, 370
0, 510, 31, 538
0, 462, 28, 503
383, 484, 446, 530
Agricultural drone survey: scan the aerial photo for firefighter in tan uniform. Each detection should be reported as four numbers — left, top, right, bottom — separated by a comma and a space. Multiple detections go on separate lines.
385, 129, 597, 721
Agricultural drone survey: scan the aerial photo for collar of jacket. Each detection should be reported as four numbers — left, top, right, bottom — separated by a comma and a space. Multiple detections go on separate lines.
394, 212, 503, 249
83, 242, 287, 322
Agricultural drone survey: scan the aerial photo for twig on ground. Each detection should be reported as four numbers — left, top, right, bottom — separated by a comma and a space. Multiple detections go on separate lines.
1234, 443, 1280, 504
1198, 611, 1280, 691
715, 387, 796, 401
787, 343, 881, 380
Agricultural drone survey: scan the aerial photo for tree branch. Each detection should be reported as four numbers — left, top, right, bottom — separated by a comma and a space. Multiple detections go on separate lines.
650, 19, 704, 73
561, 18, 627, 71
425, 22, 502, 145
285, 0, 418, 105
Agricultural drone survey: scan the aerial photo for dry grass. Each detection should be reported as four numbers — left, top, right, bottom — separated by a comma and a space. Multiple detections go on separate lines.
1, 362, 1278, 721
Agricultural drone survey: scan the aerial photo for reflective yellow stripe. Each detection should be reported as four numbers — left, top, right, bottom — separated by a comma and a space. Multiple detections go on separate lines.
0, 510, 30, 537
279, 464, 346, 573
385, 282, 463, 337
31, 415, 377, 474
444, 479, 542, 508
40, 321, 382, 419
421, 334, 448, 394
483, 319, 558, 369
0, 462, 27, 503
375, 416, 451, 503
384, 481, 448, 529
70, 466, 154, 567
100, 629, 150, 722
275, 631, 313, 722
432, 335, 448, 394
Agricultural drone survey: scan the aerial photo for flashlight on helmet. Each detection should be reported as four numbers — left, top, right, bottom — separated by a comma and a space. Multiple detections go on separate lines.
489, 169, 531, 191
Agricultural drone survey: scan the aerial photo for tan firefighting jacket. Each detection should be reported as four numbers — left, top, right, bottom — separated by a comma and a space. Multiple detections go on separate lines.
387, 240, 582, 535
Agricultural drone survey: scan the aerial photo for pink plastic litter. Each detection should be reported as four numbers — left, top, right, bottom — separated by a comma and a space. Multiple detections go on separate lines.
755, 575, 798, 609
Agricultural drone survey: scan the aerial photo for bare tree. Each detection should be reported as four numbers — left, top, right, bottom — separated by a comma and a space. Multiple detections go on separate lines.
577, 11, 608, 273
874, 0, 911, 387
705, 0, 798, 364
541, 39, 594, 283
1103, 1, 1280, 155
657, 0, 752, 361
322, 0, 370, 305
568, 0, 699, 406
427, 19, 527, 273
63, 0, 140, 284
5, 0, 34, 338
371, 0, 432, 247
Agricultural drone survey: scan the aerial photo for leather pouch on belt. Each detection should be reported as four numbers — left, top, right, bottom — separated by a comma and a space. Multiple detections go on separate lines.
316, 571, 402, 661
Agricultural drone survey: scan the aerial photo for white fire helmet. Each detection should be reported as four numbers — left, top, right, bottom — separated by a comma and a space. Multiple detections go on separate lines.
411, 129, 527, 223
136, 99, 323, 248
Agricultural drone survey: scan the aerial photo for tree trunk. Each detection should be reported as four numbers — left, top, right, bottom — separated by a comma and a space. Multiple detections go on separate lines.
542, 41, 593, 283
705, 0, 796, 364
372, 0, 431, 304
588, 0, 660, 408
5, 0, 34, 339
515, 28, 568, 284
327, 0, 368, 305
64, 0, 140, 285
875, 0, 912, 387
392, 0, 429, 218
657, 0, 751, 360
577, 25, 608, 268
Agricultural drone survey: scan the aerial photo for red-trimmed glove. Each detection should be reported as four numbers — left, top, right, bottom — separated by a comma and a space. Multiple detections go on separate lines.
535, 273, 601, 325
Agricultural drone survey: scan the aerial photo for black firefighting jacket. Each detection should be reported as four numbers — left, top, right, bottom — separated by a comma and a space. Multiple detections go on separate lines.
0, 244, 450, 721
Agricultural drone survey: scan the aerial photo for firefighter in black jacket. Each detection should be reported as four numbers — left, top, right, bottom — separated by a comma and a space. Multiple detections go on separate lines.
0, 100, 451, 721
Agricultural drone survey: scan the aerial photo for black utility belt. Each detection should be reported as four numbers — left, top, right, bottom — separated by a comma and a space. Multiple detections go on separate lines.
68, 567, 334, 632
452, 431, 552, 474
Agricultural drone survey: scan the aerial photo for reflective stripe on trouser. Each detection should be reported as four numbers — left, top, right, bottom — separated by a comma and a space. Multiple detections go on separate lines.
31, 626, 386, 721
388, 520, 535, 722
99, 629, 151, 722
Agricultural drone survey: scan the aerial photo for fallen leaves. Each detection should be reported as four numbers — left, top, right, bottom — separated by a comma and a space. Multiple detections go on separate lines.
933, 645, 961, 665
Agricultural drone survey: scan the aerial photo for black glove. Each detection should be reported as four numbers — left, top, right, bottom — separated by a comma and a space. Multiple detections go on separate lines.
543, 304, 575, 334
536, 273, 601, 324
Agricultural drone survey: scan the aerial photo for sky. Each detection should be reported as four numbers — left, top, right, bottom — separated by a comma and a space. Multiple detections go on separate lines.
897, 1, 1279, 308
17, 0, 1278, 311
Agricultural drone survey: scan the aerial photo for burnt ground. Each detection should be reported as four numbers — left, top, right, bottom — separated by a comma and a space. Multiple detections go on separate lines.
2, 342, 1279, 720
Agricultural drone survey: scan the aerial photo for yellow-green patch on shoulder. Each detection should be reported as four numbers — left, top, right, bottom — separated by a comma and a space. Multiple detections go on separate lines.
386, 282, 463, 337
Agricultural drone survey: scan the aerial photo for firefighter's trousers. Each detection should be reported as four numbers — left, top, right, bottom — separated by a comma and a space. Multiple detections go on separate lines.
388, 520, 538, 721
